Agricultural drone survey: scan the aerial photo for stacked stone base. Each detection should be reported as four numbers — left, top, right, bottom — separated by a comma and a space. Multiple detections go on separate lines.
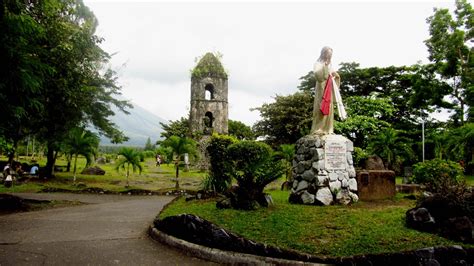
289, 134, 358, 205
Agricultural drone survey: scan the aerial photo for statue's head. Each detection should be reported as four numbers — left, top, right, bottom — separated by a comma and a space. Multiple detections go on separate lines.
318, 46, 333, 64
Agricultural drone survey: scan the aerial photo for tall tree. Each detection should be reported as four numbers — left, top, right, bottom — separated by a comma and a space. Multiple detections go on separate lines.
144, 137, 155, 151
252, 92, 313, 147
32, 0, 129, 177
0, 0, 50, 163
425, 0, 473, 124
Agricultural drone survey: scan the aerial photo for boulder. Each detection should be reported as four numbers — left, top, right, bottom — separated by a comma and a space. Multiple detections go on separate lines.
301, 191, 315, 205
95, 157, 106, 164
80, 166, 105, 175
406, 207, 436, 232
315, 187, 333, 206
336, 189, 352, 205
348, 178, 358, 192
365, 155, 385, 170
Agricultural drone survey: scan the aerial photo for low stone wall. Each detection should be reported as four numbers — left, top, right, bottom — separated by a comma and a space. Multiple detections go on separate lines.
152, 214, 473, 265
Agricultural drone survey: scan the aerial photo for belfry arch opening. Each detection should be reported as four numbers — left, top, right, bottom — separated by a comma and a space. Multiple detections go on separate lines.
204, 111, 213, 128
205, 84, 215, 100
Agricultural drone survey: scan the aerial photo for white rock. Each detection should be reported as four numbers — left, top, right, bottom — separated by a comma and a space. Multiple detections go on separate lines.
329, 180, 341, 193
337, 173, 345, 181
349, 191, 359, 202
329, 172, 338, 181
316, 148, 325, 160
347, 166, 356, 178
336, 190, 351, 205
315, 187, 333, 206
295, 180, 309, 193
347, 152, 353, 165
348, 178, 358, 192
301, 191, 315, 204
346, 140, 354, 152
341, 178, 349, 188
317, 175, 329, 186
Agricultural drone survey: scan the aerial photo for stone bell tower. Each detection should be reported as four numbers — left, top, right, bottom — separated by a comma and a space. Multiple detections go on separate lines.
189, 52, 229, 135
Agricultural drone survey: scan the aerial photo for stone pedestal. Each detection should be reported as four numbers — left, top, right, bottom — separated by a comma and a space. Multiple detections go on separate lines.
289, 134, 358, 205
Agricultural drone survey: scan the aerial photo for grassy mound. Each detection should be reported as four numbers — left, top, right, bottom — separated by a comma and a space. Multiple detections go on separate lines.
159, 190, 473, 257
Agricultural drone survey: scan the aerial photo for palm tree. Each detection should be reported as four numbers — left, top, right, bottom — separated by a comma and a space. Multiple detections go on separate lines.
161, 136, 196, 189
115, 147, 142, 187
368, 128, 414, 170
62, 128, 99, 183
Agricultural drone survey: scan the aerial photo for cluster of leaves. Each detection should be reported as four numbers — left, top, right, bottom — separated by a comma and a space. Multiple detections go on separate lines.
191, 52, 228, 80
206, 134, 285, 210
413, 159, 464, 193
203, 134, 237, 193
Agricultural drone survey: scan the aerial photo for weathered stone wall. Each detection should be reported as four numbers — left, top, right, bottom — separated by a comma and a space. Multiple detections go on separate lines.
189, 77, 228, 135
356, 170, 396, 200
289, 134, 358, 205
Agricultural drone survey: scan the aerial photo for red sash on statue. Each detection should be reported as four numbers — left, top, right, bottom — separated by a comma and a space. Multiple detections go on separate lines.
320, 75, 332, 115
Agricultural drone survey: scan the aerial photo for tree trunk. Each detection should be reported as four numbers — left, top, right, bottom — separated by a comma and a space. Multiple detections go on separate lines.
73, 154, 78, 183
175, 161, 180, 189
126, 164, 130, 187
44, 142, 56, 179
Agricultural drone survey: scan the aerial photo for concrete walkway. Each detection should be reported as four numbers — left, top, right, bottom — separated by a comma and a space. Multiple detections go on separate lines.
0, 193, 211, 265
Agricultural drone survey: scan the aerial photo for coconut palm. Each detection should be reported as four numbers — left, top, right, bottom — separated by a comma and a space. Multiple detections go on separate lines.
161, 135, 197, 189
62, 128, 99, 183
115, 147, 142, 187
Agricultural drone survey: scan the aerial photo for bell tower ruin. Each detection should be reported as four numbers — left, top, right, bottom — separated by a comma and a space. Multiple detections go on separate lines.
189, 52, 228, 135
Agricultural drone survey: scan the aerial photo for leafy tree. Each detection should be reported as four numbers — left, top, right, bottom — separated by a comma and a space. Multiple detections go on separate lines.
62, 127, 99, 182
144, 137, 155, 151
367, 128, 414, 171
228, 120, 255, 140
0, 0, 50, 163
161, 135, 197, 189
335, 96, 395, 148
252, 92, 313, 147
115, 147, 142, 187
159, 117, 190, 139
425, 0, 473, 124
0, 0, 130, 177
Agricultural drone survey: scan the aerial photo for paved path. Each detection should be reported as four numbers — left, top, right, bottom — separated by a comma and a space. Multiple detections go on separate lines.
0, 193, 211, 265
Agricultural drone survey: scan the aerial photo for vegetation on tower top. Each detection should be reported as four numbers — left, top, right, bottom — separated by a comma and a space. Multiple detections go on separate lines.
191, 52, 228, 79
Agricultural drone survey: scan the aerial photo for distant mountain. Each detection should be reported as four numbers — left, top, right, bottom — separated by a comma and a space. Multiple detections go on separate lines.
99, 103, 167, 147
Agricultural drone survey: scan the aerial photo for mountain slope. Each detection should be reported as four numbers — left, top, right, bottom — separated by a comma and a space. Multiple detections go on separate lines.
99, 104, 167, 146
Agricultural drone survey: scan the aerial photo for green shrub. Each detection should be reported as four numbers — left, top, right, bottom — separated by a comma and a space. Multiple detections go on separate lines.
204, 134, 237, 192
412, 159, 464, 192
224, 140, 285, 209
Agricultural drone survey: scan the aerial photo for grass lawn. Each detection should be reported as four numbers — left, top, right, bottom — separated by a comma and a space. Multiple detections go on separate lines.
0, 156, 208, 193
159, 190, 473, 258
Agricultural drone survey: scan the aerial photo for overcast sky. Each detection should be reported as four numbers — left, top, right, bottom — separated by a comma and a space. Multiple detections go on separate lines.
83, 0, 454, 126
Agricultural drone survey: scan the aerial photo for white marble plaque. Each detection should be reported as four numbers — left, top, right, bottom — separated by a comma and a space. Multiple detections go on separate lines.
325, 139, 347, 170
